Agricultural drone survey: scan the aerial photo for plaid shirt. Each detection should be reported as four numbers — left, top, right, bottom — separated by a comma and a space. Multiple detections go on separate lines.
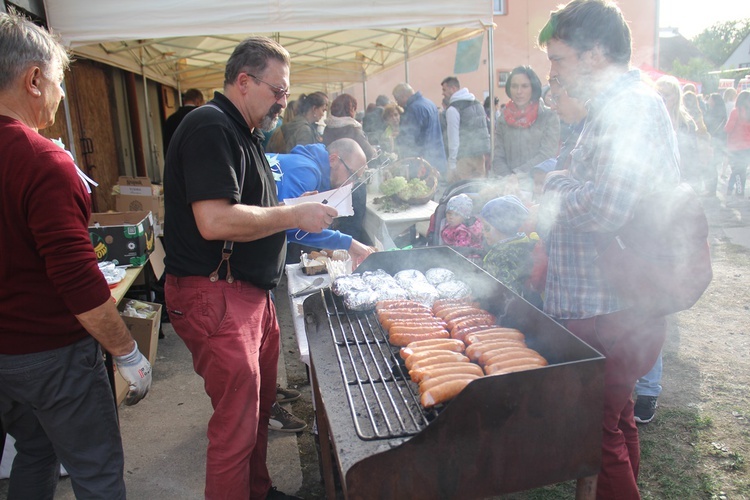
542, 70, 681, 320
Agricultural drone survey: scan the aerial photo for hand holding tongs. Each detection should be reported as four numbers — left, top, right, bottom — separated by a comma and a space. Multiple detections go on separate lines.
293, 152, 393, 240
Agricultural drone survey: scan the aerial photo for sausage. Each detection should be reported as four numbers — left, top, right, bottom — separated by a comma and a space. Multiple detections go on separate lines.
376, 300, 429, 312
464, 339, 527, 361
389, 325, 449, 336
404, 349, 469, 370
479, 348, 547, 367
485, 356, 547, 371
432, 298, 478, 313
485, 362, 545, 376
400, 341, 465, 360
386, 320, 447, 333
452, 325, 516, 341
421, 379, 473, 408
447, 313, 496, 332
409, 362, 484, 383
378, 311, 435, 326
419, 373, 480, 394
405, 338, 466, 350
440, 307, 488, 323
389, 330, 450, 347
464, 330, 526, 345
408, 353, 470, 371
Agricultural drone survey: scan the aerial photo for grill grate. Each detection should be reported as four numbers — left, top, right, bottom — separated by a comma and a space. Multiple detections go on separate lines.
321, 290, 436, 440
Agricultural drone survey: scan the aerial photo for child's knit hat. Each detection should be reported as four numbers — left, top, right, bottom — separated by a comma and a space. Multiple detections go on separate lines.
446, 194, 473, 219
480, 195, 529, 236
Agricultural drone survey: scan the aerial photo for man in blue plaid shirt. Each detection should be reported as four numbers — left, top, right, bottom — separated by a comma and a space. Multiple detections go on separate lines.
538, 1, 680, 498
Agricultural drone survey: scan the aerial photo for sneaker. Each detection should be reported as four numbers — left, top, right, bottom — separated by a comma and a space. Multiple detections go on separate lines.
634, 395, 658, 424
265, 486, 303, 500
269, 402, 307, 433
276, 385, 301, 404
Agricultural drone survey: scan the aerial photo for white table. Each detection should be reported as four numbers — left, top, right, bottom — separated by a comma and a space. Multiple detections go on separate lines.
285, 263, 332, 367
363, 193, 438, 250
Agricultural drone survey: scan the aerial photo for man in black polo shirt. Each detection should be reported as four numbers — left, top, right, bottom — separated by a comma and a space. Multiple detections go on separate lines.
163, 36, 335, 500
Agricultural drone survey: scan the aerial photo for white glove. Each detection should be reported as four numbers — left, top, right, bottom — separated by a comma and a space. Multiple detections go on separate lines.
113, 344, 153, 406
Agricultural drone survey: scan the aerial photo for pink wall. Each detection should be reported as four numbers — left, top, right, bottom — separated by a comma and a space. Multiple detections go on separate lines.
343, 0, 657, 109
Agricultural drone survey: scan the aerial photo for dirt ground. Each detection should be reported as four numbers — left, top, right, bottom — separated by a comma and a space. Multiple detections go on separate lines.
278, 194, 750, 499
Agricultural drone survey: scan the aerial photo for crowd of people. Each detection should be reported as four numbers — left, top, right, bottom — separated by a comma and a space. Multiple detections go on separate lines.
3, 0, 749, 498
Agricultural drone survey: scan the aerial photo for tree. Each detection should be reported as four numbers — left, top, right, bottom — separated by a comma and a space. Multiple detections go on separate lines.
671, 58, 720, 94
692, 19, 750, 65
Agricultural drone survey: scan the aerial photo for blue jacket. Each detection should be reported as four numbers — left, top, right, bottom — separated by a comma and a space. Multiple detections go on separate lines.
396, 91, 448, 172
273, 143, 353, 250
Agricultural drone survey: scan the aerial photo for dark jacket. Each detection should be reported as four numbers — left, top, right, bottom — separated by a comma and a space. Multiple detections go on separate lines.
396, 91, 447, 172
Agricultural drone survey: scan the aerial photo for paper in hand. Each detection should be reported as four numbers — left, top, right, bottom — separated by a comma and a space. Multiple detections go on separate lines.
283, 183, 354, 217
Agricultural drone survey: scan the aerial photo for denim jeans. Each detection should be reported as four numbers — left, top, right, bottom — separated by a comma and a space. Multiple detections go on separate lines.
0, 336, 125, 500
635, 353, 663, 398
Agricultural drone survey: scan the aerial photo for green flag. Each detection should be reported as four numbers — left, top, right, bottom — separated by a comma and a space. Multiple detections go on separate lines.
454, 34, 484, 74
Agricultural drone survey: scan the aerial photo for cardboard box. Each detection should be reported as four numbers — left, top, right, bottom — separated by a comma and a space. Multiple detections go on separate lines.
115, 177, 164, 224
113, 300, 162, 405
89, 211, 154, 267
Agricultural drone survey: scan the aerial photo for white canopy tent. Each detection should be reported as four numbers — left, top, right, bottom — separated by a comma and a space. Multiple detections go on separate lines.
44, 0, 494, 93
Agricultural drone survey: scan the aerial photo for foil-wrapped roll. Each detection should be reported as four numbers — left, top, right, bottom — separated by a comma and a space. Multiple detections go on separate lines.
343, 289, 380, 311
362, 270, 409, 301
394, 269, 427, 287
332, 274, 368, 296
425, 267, 455, 286
436, 280, 472, 300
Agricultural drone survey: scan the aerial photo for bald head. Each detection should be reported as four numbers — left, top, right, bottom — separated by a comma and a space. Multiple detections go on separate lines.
328, 138, 366, 187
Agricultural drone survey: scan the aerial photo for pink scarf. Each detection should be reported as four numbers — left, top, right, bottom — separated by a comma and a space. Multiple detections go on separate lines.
503, 100, 540, 129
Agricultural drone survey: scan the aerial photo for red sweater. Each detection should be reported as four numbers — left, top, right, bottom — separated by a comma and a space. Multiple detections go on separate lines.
0, 116, 111, 354
725, 108, 750, 151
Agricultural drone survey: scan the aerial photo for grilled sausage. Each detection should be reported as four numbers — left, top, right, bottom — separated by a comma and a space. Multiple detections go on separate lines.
400, 341, 466, 360
405, 338, 466, 350
485, 361, 545, 376
432, 298, 478, 313
464, 330, 526, 345
464, 339, 527, 361
389, 330, 450, 346
408, 353, 470, 371
479, 348, 547, 367
409, 362, 484, 383
421, 379, 473, 408
419, 373, 480, 394
376, 300, 429, 312
447, 313, 495, 332
440, 307, 489, 322
484, 356, 546, 373
404, 349, 469, 370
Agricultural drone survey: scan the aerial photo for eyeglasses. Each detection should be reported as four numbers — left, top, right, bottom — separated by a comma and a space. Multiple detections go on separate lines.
246, 73, 290, 100
338, 156, 357, 177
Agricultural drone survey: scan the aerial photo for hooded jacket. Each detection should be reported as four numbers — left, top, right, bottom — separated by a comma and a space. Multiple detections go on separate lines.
445, 88, 491, 168
274, 143, 352, 250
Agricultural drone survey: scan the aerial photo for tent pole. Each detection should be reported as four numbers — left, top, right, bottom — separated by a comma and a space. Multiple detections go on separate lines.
362, 70, 368, 107
61, 79, 79, 163
403, 30, 410, 83
487, 24, 495, 165
140, 54, 160, 182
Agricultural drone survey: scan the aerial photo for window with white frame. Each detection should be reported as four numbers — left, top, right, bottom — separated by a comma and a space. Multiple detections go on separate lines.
493, 0, 506, 15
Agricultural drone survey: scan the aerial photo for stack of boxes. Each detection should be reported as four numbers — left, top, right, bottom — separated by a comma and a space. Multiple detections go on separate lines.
114, 176, 164, 235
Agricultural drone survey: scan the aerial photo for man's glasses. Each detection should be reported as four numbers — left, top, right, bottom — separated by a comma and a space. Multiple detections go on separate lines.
247, 73, 290, 100
338, 156, 358, 177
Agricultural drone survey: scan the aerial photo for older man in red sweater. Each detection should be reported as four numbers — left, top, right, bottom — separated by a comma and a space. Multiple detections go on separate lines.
0, 10, 151, 499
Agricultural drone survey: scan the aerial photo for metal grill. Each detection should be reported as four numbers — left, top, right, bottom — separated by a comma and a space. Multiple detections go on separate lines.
320, 289, 436, 440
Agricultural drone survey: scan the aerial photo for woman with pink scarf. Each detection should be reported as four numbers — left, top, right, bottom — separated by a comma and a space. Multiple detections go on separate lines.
492, 66, 560, 193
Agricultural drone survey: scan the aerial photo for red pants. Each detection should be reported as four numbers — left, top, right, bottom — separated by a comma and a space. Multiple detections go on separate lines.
564, 309, 666, 500
166, 275, 279, 500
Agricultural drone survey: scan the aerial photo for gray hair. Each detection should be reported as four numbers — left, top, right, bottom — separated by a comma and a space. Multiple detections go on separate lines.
392, 83, 414, 101
0, 9, 70, 91
224, 36, 290, 87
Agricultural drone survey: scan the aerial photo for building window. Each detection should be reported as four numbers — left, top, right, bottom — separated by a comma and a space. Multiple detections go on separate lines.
498, 70, 510, 88
493, 0, 507, 15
